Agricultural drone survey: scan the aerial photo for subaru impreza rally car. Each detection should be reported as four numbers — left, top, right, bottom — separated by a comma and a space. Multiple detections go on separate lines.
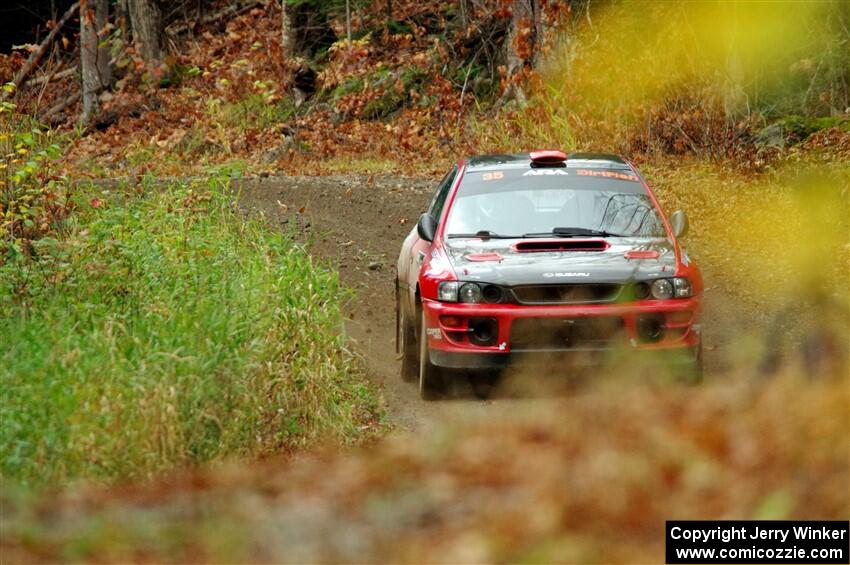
396, 150, 702, 399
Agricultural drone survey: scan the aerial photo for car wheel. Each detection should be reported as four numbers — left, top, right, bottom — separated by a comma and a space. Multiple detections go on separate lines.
419, 314, 445, 400
399, 304, 418, 382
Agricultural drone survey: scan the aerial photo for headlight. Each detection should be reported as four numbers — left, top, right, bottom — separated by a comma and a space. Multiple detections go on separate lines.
481, 284, 503, 303
459, 282, 482, 303
673, 277, 692, 298
650, 278, 674, 299
631, 282, 650, 300
438, 281, 458, 302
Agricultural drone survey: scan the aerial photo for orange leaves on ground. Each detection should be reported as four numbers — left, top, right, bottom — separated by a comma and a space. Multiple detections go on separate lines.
5, 377, 846, 563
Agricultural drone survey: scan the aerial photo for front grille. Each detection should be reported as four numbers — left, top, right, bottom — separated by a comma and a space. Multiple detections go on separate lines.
512, 284, 622, 304
510, 316, 625, 351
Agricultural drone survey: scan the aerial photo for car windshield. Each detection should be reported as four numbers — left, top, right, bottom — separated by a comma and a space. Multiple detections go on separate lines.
445, 167, 666, 238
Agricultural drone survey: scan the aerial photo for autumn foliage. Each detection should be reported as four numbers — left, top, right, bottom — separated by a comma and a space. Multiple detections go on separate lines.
0, 2, 848, 562
3, 1, 848, 178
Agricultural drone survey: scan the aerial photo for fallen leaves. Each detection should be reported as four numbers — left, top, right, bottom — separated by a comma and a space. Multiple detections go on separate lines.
4, 377, 846, 563
9, 0, 491, 177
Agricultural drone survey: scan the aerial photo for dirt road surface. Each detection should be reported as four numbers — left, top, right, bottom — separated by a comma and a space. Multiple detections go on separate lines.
238, 174, 494, 430
237, 175, 730, 430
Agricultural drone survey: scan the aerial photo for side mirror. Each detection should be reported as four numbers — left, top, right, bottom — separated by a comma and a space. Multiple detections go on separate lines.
417, 213, 438, 242
669, 210, 689, 238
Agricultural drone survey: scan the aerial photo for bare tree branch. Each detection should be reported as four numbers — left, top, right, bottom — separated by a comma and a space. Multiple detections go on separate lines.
2, 2, 80, 100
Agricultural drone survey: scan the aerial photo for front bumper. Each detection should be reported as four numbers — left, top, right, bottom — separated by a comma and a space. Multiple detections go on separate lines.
422, 297, 701, 369
430, 346, 702, 369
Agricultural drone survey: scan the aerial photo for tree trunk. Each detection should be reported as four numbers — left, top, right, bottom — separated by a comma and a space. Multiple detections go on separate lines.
281, 0, 293, 59
117, 0, 132, 39
94, 0, 111, 88
345, 0, 352, 45
533, 0, 545, 57
80, 0, 96, 123
1, 2, 79, 101
80, 0, 110, 124
129, 0, 162, 66
503, 0, 539, 103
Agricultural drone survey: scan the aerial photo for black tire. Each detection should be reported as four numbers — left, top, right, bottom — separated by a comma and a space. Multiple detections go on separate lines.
399, 303, 418, 382
419, 314, 446, 400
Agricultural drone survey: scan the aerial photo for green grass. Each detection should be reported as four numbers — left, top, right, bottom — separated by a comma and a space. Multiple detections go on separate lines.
319, 156, 402, 174
0, 175, 382, 488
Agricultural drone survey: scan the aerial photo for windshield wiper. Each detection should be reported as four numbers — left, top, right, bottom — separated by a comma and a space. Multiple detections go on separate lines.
447, 230, 521, 240
522, 227, 629, 238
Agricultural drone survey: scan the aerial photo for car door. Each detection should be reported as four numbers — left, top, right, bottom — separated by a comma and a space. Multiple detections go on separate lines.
403, 165, 458, 310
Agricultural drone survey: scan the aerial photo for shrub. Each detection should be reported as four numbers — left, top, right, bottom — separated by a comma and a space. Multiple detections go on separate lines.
1, 83, 73, 261
475, 2, 850, 161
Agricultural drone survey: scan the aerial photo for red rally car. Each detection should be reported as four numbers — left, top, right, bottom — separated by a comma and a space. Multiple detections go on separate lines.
396, 151, 703, 399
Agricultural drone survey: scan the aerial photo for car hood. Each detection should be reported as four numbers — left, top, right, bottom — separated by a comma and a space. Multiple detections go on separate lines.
444, 237, 679, 286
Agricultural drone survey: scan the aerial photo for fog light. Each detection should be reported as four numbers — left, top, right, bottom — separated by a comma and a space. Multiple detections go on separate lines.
468, 317, 498, 346
637, 314, 664, 343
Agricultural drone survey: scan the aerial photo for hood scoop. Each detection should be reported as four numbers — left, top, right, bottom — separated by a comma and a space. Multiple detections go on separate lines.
464, 252, 504, 262
624, 250, 660, 260
513, 239, 609, 253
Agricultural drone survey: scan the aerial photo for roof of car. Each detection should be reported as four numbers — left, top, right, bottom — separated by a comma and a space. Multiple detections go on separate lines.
465, 152, 633, 172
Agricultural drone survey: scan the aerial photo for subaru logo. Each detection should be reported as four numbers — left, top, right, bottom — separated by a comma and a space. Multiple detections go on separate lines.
543, 272, 591, 278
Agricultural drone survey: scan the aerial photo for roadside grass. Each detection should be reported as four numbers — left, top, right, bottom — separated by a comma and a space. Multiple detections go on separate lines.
215, 94, 297, 132
0, 174, 383, 488
315, 156, 403, 175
